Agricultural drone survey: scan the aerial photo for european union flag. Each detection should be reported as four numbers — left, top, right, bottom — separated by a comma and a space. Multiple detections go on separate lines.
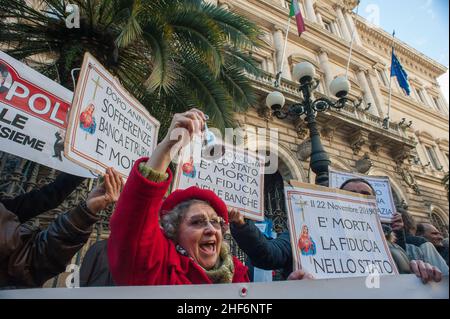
391, 51, 410, 96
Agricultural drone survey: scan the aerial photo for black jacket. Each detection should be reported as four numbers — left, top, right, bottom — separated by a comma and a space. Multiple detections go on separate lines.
230, 221, 292, 279
1, 173, 84, 223
405, 234, 428, 247
435, 245, 449, 266
0, 202, 98, 288
80, 240, 115, 287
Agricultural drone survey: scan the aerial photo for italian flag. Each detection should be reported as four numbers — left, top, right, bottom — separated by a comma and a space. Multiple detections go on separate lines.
290, 0, 306, 36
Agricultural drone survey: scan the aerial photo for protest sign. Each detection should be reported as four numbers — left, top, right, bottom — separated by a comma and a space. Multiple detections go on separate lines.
65, 53, 159, 178
329, 168, 396, 222
285, 181, 398, 279
172, 144, 265, 221
0, 51, 93, 177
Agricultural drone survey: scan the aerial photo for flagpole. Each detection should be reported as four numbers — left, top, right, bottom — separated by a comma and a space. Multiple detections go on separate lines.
384, 30, 396, 129
277, 17, 291, 87
345, 4, 360, 78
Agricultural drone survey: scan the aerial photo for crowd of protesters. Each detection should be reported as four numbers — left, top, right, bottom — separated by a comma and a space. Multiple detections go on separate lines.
1, 109, 448, 290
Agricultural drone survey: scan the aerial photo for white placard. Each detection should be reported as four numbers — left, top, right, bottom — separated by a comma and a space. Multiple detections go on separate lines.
0, 276, 447, 299
285, 181, 398, 279
0, 51, 93, 177
173, 144, 265, 221
329, 168, 397, 222
65, 53, 160, 178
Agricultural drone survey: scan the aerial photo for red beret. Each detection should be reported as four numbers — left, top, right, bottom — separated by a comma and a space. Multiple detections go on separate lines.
160, 186, 229, 224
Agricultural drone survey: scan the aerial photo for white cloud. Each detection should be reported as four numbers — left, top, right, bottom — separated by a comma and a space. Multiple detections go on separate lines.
438, 70, 449, 104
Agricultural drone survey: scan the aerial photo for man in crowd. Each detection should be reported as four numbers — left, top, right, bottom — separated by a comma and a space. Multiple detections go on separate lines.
0, 167, 123, 288
416, 223, 449, 265
230, 178, 442, 283
398, 208, 448, 274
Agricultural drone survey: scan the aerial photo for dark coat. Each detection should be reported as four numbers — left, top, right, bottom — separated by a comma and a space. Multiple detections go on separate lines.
435, 245, 449, 266
1, 173, 84, 223
80, 240, 115, 287
406, 234, 428, 247
0, 202, 98, 288
230, 221, 293, 279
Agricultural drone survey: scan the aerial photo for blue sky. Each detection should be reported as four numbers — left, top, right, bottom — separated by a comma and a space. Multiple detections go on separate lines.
358, 0, 449, 102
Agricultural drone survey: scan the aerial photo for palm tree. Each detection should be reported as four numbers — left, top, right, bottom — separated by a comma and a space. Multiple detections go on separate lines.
0, 0, 262, 133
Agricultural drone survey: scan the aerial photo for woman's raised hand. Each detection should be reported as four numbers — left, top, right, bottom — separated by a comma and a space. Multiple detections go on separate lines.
145, 109, 207, 172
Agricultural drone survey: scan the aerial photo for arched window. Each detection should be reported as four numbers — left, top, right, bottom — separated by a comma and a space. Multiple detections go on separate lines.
431, 211, 449, 238
264, 168, 288, 234
225, 155, 293, 281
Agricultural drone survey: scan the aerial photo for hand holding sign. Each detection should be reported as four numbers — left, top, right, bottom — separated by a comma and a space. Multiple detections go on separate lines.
86, 167, 124, 214
391, 213, 404, 231
409, 260, 442, 284
146, 108, 206, 172
229, 209, 245, 226
287, 270, 315, 280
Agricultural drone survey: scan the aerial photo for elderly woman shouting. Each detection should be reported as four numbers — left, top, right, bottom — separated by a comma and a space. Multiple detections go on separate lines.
108, 109, 249, 285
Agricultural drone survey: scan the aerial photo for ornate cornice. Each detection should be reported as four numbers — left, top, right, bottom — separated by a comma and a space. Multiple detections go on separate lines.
317, 47, 330, 56
342, 0, 360, 11
354, 16, 447, 77
392, 145, 415, 167
348, 129, 369, 155
415, 130, 435, 144
435, 138, 449, 151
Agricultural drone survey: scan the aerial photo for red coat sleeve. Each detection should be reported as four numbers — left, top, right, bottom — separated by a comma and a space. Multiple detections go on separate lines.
107, 158, 173, 285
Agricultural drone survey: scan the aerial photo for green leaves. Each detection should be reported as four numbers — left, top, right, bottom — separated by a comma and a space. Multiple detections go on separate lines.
1, 0, 263, 131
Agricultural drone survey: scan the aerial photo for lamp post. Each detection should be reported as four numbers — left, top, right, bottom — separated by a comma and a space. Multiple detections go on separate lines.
266, 62, 365, 186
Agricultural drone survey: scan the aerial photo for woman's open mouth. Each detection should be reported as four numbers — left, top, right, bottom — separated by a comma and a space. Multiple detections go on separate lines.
199, 241, 216, 255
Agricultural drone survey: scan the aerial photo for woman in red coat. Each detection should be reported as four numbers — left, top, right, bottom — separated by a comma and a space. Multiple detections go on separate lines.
108, 109, 249, 286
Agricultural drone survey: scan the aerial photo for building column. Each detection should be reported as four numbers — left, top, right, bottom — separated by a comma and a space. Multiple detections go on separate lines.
435, 144, 449, 171
438, 92, 449, 115
344, 11, 362, 46
273, 27, 291, 80
367, 69, 385, 117
304, 0, 318, 23
422, 88, 437, 110
356, 68, 377, 116
318, 49, 333, 95
335, 5, 352, 41
316, 12, 324, 26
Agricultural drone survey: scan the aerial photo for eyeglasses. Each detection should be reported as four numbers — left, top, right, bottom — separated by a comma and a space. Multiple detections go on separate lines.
187, 215, 225, 230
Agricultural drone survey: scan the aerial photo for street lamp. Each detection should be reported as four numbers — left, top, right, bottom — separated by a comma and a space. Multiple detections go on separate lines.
266, 62, 364, 186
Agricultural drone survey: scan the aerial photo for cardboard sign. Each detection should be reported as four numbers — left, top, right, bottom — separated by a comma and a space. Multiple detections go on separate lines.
0, 51, 93, 177
329, 168, 397, 222
285, 181, 398, 279
65, 53, 159, 178
173, 144, 265, 221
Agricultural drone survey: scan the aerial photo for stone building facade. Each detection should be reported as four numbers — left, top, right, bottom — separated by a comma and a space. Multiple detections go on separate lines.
208, 0, 449, 235
0, 0, 448, 286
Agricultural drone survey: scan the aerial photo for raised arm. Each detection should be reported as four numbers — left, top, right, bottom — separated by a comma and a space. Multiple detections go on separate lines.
229, 210, 292, 272
1, 173, 85, 223
108, 109, 206, 285
3, 168, 121, 287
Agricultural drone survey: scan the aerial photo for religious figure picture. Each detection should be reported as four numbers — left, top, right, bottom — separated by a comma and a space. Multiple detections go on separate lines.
298, 224, 316, 256
79, 103, 97, 135
182, 157, 196, 178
